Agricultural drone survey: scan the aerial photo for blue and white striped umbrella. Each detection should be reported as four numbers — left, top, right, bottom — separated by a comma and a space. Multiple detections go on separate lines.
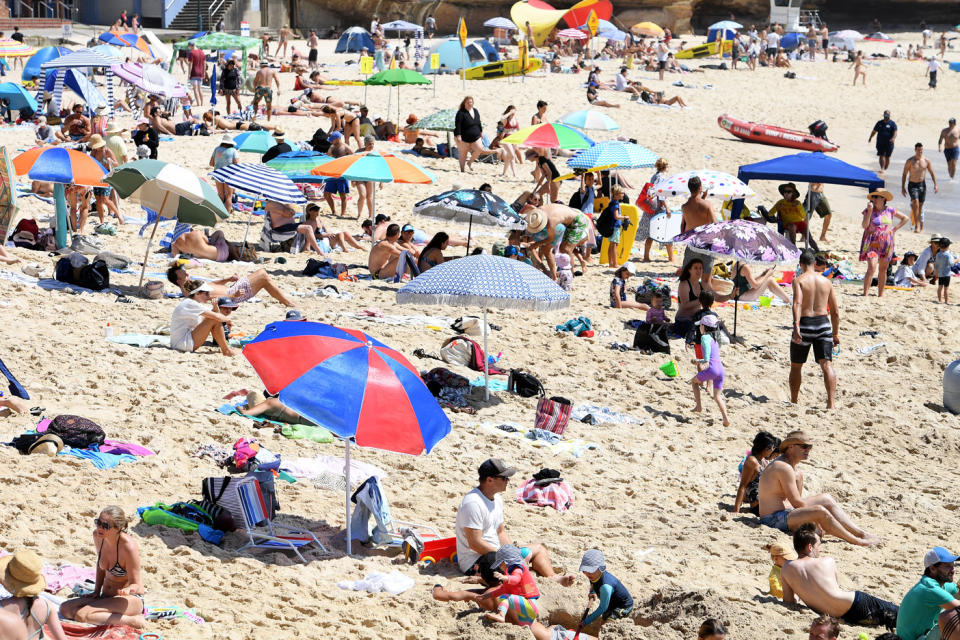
209, 163, 306, 204
568, 140, 659, 170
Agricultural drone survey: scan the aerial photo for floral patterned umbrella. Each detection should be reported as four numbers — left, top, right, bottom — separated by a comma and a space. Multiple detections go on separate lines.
654, 169, 754, 199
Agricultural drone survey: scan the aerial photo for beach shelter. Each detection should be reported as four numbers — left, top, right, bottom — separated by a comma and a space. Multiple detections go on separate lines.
40, 49, 121, 117
365, 68, 430, 124
242, 321, 451, 555
0, 83, 38, 112
22, 46, 70, 82
380, 20, 422, 34
170, 33, 262, 77
43, 68, 107, 112
421, 38, 498, 74
335, 27, 375, 54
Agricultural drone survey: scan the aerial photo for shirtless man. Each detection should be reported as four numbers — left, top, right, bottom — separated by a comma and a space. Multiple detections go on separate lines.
782, 523, 899, 629
252, 63, 281, 122
323, 131, 352, 216
902, 142, 939, 233
790, 249, 839, 408
167, 265, 295, 306
57, 104, 90, 142
938, 118, 959, 180
202, 110, 279, 132
368, 223, 417, 280
757, 430, 881, 547
171, 227, 236, 262
523, 204, 591, 282
680, 176, 717, 289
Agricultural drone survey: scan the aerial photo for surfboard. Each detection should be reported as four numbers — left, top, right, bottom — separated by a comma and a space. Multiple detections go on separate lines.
674, 40, 732, 60
461, 57, 542, 80
600, 204, 639, 265
648, 211, 682, 243
552, 164, 619, 182
323, 80, 366, 86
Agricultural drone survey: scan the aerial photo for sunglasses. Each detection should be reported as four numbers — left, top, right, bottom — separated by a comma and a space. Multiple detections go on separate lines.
796, 444, 813, 451
94, 518, 114, 530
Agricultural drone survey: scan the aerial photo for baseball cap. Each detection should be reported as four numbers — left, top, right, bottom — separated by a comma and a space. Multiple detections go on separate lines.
217, 297, 239, 308
401, 224, 415, 232
285, 310, 306, 321
769, 543, 797, 560
328, 131, 343, 141
478, 458, 517, 480
579, 549, 606, 573
924, 547, 959, 568
621, 263, 636, 275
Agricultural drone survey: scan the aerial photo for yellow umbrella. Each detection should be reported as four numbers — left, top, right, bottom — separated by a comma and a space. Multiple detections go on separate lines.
631, 22, 664, 37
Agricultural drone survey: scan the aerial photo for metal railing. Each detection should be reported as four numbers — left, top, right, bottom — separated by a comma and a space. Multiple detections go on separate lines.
163, 0, 191, 27
16, 0, 34, 17
210, 0, 225, 21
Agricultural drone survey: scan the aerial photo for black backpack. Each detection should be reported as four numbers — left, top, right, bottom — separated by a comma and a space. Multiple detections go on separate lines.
595, 202, 616, 238
78, 259, 110, 291
309, 127, 331, 153
507, 369, 544, 398
48, 414, 106, 448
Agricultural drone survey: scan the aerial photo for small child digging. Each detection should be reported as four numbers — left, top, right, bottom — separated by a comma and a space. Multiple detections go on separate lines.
579, 549, 634, 627
768, 542, 796, 599
483, 544, 541, 627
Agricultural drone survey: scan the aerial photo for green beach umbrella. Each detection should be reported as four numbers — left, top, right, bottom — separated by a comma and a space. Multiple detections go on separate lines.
265, 150, 333, 183
365, 68, 431, 127
407, 108, 457, 132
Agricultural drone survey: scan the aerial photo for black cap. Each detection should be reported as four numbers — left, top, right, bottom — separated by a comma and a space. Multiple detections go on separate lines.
217, 296, 239, 308
285, 310, 306, 321
478, 458, 517, 480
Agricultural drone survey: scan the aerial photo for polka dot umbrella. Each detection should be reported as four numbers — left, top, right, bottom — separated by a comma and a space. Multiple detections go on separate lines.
653, 169, 754, 199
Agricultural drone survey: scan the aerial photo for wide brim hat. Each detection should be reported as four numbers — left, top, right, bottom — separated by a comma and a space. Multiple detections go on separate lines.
88, 134, 106, 149
868, 189, 894, 202
524, 208, 547, 234
104, 123, 126, 135
778, 182, 799, 196
779, 430, 813, 452
0, 550, 45, 597
27, 433, 63, 456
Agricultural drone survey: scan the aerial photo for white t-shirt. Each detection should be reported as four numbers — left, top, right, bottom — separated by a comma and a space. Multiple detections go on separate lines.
455, 488, 503, 572
614, 74, 628, 91
748, 42, 760, 57
894, 264, 917, 286
170, 298, 207, 352
656, 43, 669, 62
766, 32, 780, 49
929, 59, 940, 73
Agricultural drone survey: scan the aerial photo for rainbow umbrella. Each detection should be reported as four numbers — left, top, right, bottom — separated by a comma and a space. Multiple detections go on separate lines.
13, 147, 107, 249
98, 32, 155, 57
243, 321, 451, 554
0, 39, 36, 58
311, 151, 435, 218
501, 123, 594, 150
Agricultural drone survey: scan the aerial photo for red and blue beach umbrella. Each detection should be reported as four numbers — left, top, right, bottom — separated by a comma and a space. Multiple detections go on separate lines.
243, 321, 451, 455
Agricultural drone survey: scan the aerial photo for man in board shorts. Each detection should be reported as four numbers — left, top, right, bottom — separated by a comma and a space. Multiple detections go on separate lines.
789, 249, 839, 409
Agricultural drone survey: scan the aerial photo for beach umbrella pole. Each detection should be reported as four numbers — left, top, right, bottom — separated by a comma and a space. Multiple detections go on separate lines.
733, 261, 740, 336
345, 438, 352, 555
483, 308, 490, 400
137, 192, 171, 292
53, 183, 68, 249
465, 216, 472, 255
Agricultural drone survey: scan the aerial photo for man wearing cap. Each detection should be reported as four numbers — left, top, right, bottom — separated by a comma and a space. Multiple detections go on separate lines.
680, 176, 717, 289
915, 234, 944, 282
902, 142, 939, 233
454, 458, 573, 588
781, 523, 899, 628
261, 129, 291, 164
790, 249, 840, 409
869, 110, 897, 173
758, 430, 881, 546
897, 548, 960, 640
170, 280, 236, 356
398, 224, 421, 258
132, 119, 158, 160
253, 63, 281, 122
938, 118, 959, 180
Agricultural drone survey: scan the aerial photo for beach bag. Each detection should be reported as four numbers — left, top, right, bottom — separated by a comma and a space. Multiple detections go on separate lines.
534, 396, 572, 435
143, 280, 164, 299
232, 438, 260, 472
451, 315, 488, 336
187, 498, 234, 532
201, 476, 243, 531
10, 218, 39, 246
77, 259, 110, 291
507, 369, 545, 398
595, 202, 616, 238
309, 127, 331, 153
439, 336, 473, 367
633, 322, 671, 354
48, 415, 106, 448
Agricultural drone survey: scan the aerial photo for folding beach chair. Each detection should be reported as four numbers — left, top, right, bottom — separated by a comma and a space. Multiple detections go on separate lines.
349, 476, 439, 551
235, 476, 326, 562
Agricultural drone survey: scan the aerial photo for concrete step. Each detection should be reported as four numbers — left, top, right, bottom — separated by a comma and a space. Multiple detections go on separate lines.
0, 18, 71, 30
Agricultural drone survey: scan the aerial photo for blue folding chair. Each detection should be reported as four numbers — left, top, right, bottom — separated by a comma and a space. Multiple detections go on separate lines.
235, 477, 326, 563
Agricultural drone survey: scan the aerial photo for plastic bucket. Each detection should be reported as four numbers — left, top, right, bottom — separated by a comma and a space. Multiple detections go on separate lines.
659, 359, 679, 377
759, 296, 772, 307
780, 270, 795, 284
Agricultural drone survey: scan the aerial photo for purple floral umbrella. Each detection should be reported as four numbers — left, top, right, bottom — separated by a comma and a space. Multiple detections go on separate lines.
673, 219, 800, 334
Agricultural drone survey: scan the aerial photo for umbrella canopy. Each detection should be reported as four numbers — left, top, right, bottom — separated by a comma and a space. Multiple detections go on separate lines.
568, 140, 658, 169
243, 322, 451, 455
413, 189, 526, 229
311, 151, 436, 184
379, 20, 422, 32
41, 48, 122, 70
364, 68, 431, 86
14, 146, 106, 186
736, 151, 884, 192
233, 130, 290, 154
654, 170, 754, 199
265, 150, 333, 184
22, 46, 70, 81
557, 109, 620, 131
709, 20, 742, 30
557, 28, 588, 40
104, 159, 228, 225
407, 108, 456, 132
0, 39, 36, 57
98, 32, 154, 57
209, 163, 307, 204
833, 29, 863, 41
598, 29, 628, 42
632, 21, 664, 36
0, 83, 38, 112
501, 123, 594, 150
484, 17, 517, 29
673, 219, 800, 265
112, 62, 187, 98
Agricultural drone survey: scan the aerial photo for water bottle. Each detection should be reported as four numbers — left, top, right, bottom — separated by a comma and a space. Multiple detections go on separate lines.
104, 323, 113, 338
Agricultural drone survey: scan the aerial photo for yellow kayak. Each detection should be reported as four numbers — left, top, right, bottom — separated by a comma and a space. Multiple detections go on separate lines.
461, 57, 542, 80
323, 80, 366, 86
674, 40, 732, 59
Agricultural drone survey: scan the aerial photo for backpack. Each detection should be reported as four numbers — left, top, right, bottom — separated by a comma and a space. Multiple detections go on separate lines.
78, 259, 110, 291
11, 218, 40, 247
47, 415, 106, 448
595, 202, 616, 238
507, 369, 545, 398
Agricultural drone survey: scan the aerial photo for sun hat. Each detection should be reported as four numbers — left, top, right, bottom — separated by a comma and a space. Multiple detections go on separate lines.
88, 134, 106, 149
273, 128, 286, 137
925, 547, 960, 568
28, 433, 63, 456
579, 549, 606, 573
495, 544, 524, 569
696, 314, 719, 328
769, 542, 797, 560
0, 550, 46, 597
524, 208, 547, 234
930, 233, 944, 242
620, 263, 636, 275
95, 105, 108, 115
478, 458, 517, 480
186, 281, 215, 297
779, 430, 813, 452
778, 182, 799, 196
105, 122, 126, 135
219, 134, 235, 146
285, 309, 306, 321
868, 189, 894, 202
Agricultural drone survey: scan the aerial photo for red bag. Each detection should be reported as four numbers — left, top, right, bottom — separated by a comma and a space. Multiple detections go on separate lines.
534, 397, 572, 435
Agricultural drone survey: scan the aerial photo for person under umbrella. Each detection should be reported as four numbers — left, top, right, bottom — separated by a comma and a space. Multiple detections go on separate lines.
261, 129, 292, 163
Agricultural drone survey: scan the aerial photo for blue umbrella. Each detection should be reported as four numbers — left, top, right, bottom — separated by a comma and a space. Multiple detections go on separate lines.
568, 140, 659, 170
709, 20, 742, 30
0, 83, 38, 112
22, 46, 70, 81
209, 62, 217, 106
397, 255, 570, 399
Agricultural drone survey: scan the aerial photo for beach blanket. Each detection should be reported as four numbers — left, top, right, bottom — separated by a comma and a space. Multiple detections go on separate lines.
570, 403, 644, 426
516, 478, 574, 512
0, 554, 95, 594
47, 622, 141, 639
216, 401, 335, 442
100, 440, 155, 456
469, 377, 508, 391
108, 334, 252, 349
479, 422, 600, 458
58, 448, 137, 469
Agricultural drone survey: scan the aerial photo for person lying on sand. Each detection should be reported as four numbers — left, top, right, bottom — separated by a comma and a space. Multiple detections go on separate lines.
60, 507, 146, 628
202, 110, 280, 132
170, 227, 260, 263
757, 431, 882, 547
167, 265, 295, 307
239, 390, 316, 424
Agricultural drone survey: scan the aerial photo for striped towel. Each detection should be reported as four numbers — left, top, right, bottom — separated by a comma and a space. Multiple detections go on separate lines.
516, 479, 574, 512
159, 223, 194, 249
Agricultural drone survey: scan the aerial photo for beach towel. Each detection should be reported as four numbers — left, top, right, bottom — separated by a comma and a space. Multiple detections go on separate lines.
337, 571, 414, 595
58, 449, 137, 469
570, 403, 644, 426
0, 356, 29, 399
100, 440, 156, 456
48, 622, 142, 639
350, 476, 395, 546
107, 334, 171, 348
479, 422, 601, 458
469, 377, 508, 391
516, 478, 575, 512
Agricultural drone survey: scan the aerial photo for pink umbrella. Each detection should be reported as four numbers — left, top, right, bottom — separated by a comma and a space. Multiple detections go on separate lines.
111, 62, 187, 98
557, 28, 588, 40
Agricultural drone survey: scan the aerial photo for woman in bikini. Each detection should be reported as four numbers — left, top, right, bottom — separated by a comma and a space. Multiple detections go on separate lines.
498, 105, 523, 169
732, 431, 779, 514
850, 50, 866, 86
304, 203, 365, 251
60, 506, 146, 628
417, 232, 451, 273
202, 110, 279, 132
319, 106, 363, 149
0, 550, 70, 640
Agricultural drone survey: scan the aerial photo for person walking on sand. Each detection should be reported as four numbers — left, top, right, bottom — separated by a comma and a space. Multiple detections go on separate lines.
789, 249, 839, 408
902, 143, 938, 233
687, 314, 730, 426
781, 523, 899, 628
849, 50, 866, 85
252, 63, 281, 122
680, 176, 717, 290
869, 110, 897, 174
938, 118, 959, 180
187, 42, 206, 107
757, 430, 882, 547
927, 56, 941, 89
275, 25, 291, 59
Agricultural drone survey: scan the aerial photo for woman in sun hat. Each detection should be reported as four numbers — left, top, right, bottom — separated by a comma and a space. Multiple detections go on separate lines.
88, 134, 124, 226
0, 549, 70, 639
104, 121, 128, 164
859, 188, 908, 297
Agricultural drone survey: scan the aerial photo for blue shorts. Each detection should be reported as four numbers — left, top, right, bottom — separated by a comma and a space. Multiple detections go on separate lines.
945, 147, 959, 163
93, 186, 112, 197
609, 226, 621, 243
324, 178, 349, 194
758, 509, 791, 532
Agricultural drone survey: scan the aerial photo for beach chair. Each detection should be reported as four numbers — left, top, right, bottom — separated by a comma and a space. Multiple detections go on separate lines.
349, 476, 439, 551
235, 476, 326, 562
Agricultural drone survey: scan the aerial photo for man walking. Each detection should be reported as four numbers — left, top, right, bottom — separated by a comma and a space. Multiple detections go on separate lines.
252, 63, 280, 122
938, 118, 958, 180
902, 142, 938, 233
790, 249, 839, 408
680, 176, 717, 289
187, 42, 206, 107
897, 547, 960, 640
868, 110, 897, 173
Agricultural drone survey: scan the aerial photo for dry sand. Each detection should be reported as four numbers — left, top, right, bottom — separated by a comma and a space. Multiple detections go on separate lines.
2, 31, 960, 640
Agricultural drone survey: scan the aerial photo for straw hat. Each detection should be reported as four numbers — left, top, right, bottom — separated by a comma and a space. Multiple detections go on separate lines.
105, 122, 126, 135
778, 182, 799, 196
524, 208, 547, 234
0, 550, 46, 597
88, 134, 106, 150
28, 433, 63, 456
868, 189, 894, 202
769, 542, 797, 560
273, 128, 286, 137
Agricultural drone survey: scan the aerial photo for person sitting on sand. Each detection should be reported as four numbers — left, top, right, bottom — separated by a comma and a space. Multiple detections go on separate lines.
897, 547, 960, 640
586, 82, 620, 108
368, 223, 418, 280
715, 262, 792, 304
417, 232, 452, 273
398, 224, 421, 258
240, 390, 315, 425
769, 183, 808, 246
768, 542, 795, 598
481, 545, 541, 627
733, 430, 779, 515
757, 430, 882, 546
262, 200, 326, 254
687, 314, 730, 426
167, 280, 236, 355
0, 550, 70, 640
640, 89, 688, 108
167, 265, 296, 307
610, 263, 649, 310
579, 549, 634, 628
60, 506, 146, 628
781, 523, 899, 628
304, 204, 364, 252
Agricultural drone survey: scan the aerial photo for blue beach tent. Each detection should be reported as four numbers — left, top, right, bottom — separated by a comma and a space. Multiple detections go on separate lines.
336, 27, 375, 53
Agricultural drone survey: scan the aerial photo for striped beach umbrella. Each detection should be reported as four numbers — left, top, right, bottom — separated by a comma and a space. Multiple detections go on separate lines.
557, 28, 588, 40
312, 151, 434, 218
265, 150, 333, 184
209, 163, 306, 204
557, 109, 620, 131
0, 39, 37, 57
568, 140, 659, 170
501, 123, 594, 150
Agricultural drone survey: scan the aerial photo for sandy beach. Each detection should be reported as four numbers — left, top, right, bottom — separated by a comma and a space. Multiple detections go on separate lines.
2, 29, 960, 640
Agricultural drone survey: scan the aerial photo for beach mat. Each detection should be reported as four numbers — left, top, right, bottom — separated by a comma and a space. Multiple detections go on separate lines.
0, 356, 28, 399
50, 622, 141, 639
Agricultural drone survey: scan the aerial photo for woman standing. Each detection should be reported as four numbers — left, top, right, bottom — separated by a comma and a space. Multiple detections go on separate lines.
640, 158, 675, 263
850, 50, 866, 86
88, 135, 123, 225
60, 506, 146, 628
860, 189, 907, 297
498, 105, 522, 166
454, 96, 484, 173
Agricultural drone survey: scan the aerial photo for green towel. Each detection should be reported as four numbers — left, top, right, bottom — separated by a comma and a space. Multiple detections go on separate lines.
281, 423, 334, 443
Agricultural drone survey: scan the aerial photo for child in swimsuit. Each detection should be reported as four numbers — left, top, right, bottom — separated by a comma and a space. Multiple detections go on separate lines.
482, 545, 541, 627
687, 314, 730, 426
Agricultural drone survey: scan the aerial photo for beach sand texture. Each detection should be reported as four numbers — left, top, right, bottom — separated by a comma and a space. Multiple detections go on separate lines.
2, 32, 960, 640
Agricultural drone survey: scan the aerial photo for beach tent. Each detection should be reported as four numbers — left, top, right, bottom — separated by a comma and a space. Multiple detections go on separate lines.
40, 49, 121, 116
170, 33, 262, 77
0, 83, 38, 112
22, 46, 71, 82
335, 27, 375, 53
43, 68, 107, 111
421, 38, 498, 74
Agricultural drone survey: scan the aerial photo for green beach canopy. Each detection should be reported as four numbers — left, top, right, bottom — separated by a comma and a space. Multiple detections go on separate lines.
170, 33, 263, 77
